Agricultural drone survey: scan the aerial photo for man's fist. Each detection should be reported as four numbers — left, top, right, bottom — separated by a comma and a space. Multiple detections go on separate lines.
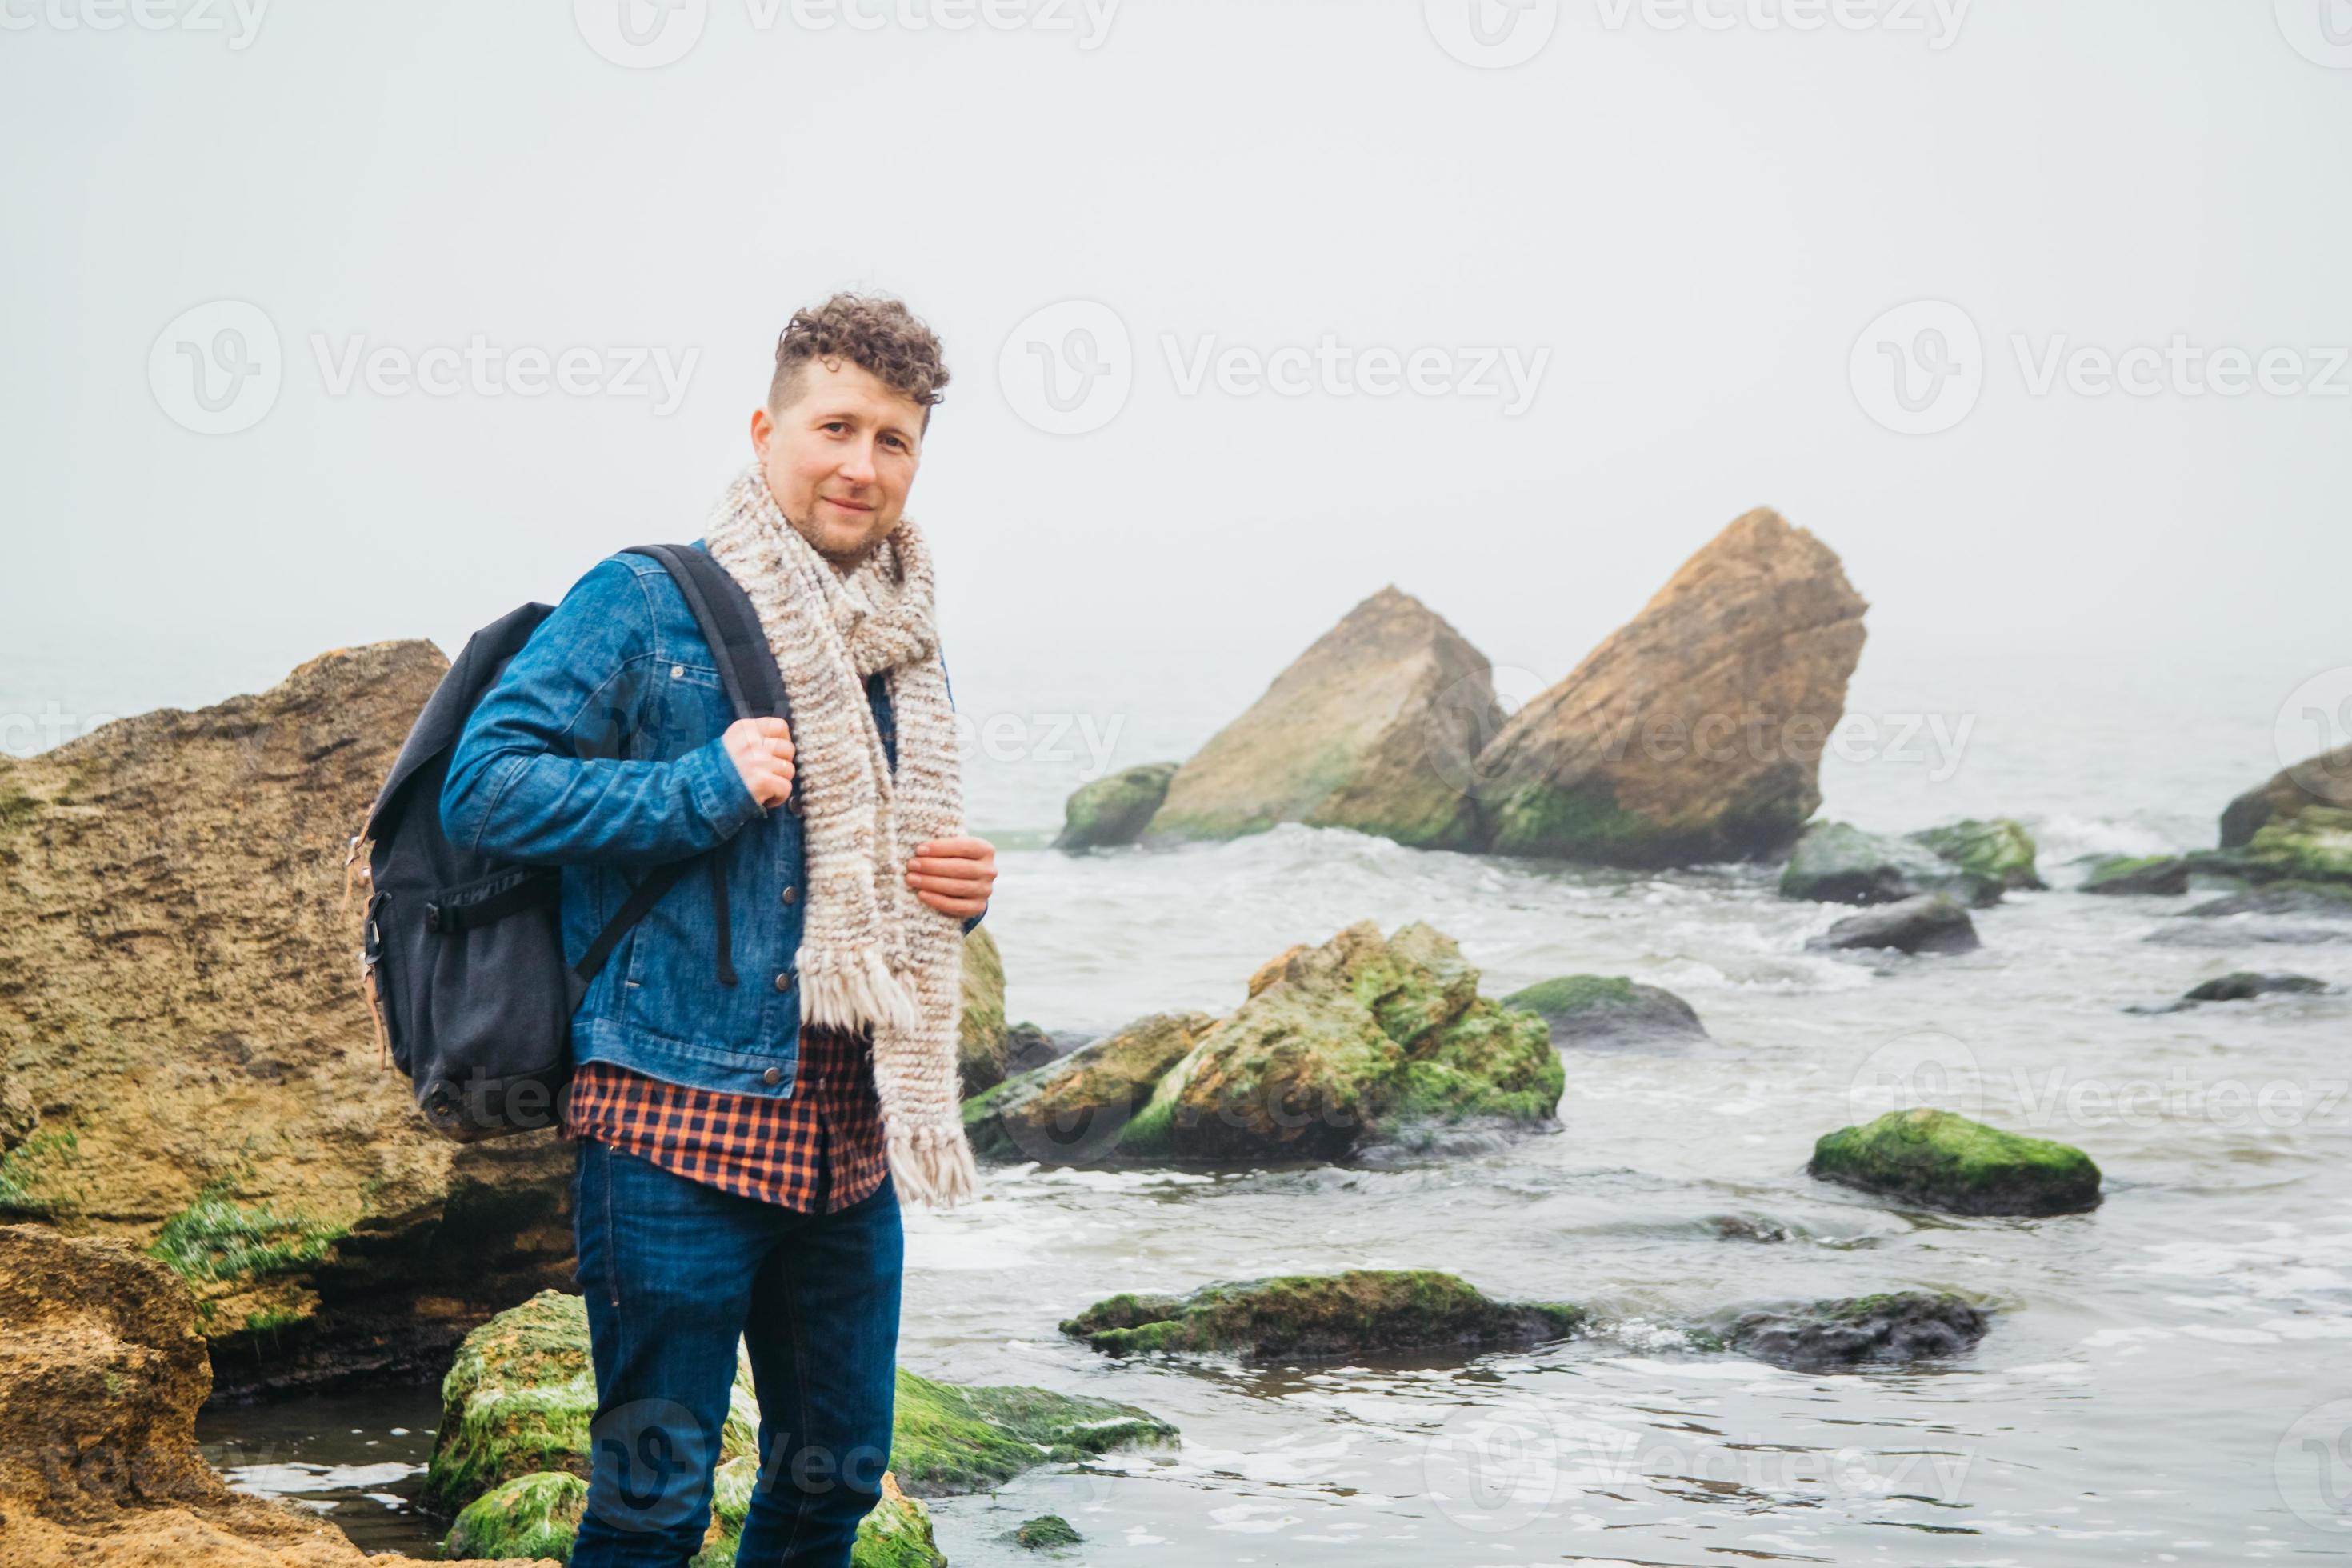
905, 836, 997, 918
723, 717, 795, 807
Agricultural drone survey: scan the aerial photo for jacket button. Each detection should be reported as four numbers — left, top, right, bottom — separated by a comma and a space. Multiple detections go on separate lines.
670, 664, 685, 679
780, 885, 798, 905
774, 970, 793, 992
762, 1066, 782, 1085
786, 794, 804, 817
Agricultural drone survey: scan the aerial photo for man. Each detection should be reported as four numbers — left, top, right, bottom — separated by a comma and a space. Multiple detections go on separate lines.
440, 292, 996, 1566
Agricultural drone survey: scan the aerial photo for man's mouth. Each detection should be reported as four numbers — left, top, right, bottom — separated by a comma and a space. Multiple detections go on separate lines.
822, 496, 875, 514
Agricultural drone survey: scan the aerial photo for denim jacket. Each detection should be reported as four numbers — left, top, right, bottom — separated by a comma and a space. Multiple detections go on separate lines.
438, 539, 982, 1102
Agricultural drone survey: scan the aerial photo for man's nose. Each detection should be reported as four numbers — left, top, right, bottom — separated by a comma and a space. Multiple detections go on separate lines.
838, 438, 878, 486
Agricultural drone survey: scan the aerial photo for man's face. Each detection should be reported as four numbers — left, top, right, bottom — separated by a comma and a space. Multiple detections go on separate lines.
750, 357, 926, 567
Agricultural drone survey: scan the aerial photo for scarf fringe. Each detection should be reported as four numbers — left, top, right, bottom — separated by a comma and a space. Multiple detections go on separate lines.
886, 1120, 980, 1210
799, 944, 922, 1034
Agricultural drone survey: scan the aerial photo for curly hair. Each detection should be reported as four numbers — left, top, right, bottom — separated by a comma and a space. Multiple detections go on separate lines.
767, 292, 950, 430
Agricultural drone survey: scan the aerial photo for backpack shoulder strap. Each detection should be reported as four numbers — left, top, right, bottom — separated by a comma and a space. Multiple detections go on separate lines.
621, 543, 789, 725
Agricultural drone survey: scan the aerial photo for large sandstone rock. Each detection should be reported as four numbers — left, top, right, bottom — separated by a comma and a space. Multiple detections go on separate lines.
0, 644, 577, 1398
1472, 509, 1867, 866
0, 1222, 545, 1567
2222, 745, 2352, 848
1144, 586, 1502, 850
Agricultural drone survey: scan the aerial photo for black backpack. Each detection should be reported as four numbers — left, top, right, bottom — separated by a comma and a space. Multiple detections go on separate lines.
345, 542, 793, 1142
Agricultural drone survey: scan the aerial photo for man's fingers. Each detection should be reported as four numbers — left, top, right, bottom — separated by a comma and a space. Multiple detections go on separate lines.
915, 836, 990, 858
906, 872, 989, 896
905, 860, 994, 883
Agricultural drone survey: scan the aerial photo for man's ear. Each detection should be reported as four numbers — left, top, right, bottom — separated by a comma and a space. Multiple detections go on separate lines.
749, 404, 774, 458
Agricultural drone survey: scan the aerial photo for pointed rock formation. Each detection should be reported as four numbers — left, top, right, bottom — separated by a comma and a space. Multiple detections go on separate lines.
1144, 586, 1502, 850
1471, 509, 1867, 866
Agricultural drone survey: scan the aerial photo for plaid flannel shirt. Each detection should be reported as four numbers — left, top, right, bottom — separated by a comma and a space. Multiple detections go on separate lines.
560, 1022, 890, 1214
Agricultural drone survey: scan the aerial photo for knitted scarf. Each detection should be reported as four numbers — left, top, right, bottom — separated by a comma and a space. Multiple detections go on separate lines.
700, 462, 980, 1210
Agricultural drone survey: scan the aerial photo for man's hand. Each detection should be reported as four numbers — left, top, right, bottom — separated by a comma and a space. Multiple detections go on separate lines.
906, 835, 996, 918
723, 717, 795, 807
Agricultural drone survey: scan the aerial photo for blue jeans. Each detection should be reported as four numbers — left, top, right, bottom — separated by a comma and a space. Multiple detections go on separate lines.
567, 1136, 903, 1566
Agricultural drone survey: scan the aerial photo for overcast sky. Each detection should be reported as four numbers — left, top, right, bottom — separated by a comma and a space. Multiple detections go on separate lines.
5, 1, 2346, 726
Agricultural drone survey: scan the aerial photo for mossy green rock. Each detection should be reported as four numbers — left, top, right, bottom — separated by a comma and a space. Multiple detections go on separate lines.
963, 1011, 1220, 1163
2221, 744, 2352, 848
1012, 1512, 1085, 1548
2237, 809, 2352, 886
1809, 1108, 2101, 1216
1910, 818, 2045, 891
890, 1366, 1178, 1496
958, 925, 1009, 1099
422, 1289, 602, 1514
424, 1288, 758, 1516
2080, 854, 2190, 896
691, 1459, 946, 1568
425, 1290, 1170, 1553
1120, 921, 1562, 1162
1062, 1268, 1585, 1362
444, 1462, 946, 1567
1054, 762, 1179, 849
1502, 974, 1707, 1046
1780, 821, 1998, 906
444, 1469, 586, 1561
